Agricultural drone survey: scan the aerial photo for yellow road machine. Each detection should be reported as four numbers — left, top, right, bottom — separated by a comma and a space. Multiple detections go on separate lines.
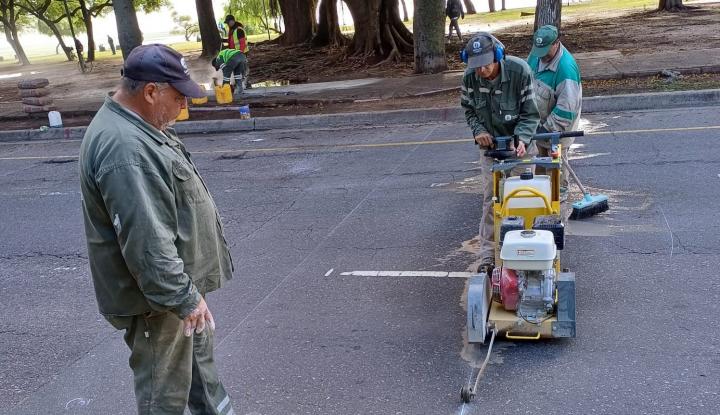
462, 131, 584, 403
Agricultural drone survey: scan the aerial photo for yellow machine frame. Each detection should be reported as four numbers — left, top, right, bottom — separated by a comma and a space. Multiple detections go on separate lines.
488, 149, 563, 339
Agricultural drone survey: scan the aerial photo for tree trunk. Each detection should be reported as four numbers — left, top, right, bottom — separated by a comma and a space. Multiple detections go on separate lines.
195, 0, 222, 58
501, 0, 506, 11
78, 0, 96, 61
277, 0, 316, 45
413, 0, 447, 74
534, 0, 561, 32
658, 0, 685, 11
112, 0, 143, 58
463, 0, 476, 14
488, 0, 496, 13
344, 0, 413, 63
1, 0, 30, 65
2, 20, 30, 65
17, 0, 75, 62
39, 17, 74, 61
401, 0, 409, 21
313, 0, 346, 47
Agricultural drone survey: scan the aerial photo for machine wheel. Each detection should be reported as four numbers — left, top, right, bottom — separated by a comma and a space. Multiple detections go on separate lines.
460, 385, 473, 403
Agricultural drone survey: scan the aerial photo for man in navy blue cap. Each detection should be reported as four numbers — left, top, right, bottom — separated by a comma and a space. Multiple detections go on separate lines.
79, 44, 236, 414
460, 33, 540, 271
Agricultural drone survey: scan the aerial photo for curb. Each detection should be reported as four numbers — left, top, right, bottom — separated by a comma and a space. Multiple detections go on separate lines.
582, 88, 720, 113
1, 89, 719, 143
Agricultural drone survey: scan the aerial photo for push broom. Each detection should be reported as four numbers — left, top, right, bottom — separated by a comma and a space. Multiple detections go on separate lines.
564, 156, 610, 220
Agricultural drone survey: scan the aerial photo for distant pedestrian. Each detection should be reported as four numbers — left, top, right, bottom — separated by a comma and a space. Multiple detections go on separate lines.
446, 0, 465, 41
74, 37, 84, 60
107, 35, 116, 55
79, 44, 235, 415
527, 25, 582, 202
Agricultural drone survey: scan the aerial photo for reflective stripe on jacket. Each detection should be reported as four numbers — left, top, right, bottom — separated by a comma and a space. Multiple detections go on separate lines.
228, 26, 248, 53
460, 55, 541, 145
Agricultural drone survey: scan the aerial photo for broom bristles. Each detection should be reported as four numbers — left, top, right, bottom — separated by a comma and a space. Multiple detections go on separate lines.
570, 199, 609, 220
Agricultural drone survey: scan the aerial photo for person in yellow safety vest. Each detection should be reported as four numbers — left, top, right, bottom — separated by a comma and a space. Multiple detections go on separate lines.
223, 15, 248, 53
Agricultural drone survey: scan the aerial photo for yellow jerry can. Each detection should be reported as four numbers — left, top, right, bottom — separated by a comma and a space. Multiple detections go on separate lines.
215, 84, 233, 104
176, 107, 189, 121
191, 96, 208, 105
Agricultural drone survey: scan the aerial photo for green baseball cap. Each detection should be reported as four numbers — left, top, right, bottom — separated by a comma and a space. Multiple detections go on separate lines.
530, 25, 559, 58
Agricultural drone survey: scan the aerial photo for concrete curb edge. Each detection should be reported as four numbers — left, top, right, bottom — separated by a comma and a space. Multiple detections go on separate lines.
1, 89, 718, 143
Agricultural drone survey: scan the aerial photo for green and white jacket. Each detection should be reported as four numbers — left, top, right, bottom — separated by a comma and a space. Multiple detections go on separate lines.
527, 44, 582, 133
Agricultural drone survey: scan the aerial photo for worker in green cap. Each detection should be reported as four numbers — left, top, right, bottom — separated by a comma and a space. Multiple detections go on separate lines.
527, 25, 582, 202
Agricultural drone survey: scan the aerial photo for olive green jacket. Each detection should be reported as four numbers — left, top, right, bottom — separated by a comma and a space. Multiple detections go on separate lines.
461, 55, 540, 145
79, 96, 233, 320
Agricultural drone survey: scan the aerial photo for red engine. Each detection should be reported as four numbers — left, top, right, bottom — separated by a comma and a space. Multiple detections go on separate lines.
491, 267, 520, 311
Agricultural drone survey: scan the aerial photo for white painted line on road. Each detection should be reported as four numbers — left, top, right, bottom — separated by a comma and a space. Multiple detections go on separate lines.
339, 270, 476, 278
324, 268, 334, 277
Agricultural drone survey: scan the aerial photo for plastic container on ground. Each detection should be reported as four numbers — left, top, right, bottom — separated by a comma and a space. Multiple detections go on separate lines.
48, 111, 63, 128
239, 105, 251, 119
191, 96, 208, 105
215, 84, 233, 104
176, 107, 189, 121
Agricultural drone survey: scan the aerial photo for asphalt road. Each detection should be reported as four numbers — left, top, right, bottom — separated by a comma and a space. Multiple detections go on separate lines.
1, 106, 719, 415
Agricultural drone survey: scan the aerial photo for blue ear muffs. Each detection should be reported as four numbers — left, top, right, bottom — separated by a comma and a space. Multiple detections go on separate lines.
485, 33, 505, 62
462, 33, 505, 66
494, 42, 505, 62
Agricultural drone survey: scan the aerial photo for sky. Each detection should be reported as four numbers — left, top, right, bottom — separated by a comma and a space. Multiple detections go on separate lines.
0, 0, 544, 59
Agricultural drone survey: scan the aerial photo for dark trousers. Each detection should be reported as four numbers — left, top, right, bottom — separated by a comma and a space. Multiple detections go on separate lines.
448, 18, 462, 40
222, 52, 249, 86
107, 311, 234, 415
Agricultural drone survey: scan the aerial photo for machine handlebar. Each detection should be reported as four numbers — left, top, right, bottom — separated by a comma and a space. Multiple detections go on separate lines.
484, 130, 584, 161
531, 130, 585, 142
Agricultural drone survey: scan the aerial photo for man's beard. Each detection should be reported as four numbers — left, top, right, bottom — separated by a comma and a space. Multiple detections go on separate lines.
153, 110, 177, 130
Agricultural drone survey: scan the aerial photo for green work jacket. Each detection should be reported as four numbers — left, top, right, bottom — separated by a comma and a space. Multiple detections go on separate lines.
461, 55, 540, 145
79, 96, 233, 320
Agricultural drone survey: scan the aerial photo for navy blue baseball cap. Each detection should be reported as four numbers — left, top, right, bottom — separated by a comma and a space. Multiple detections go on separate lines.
121, 44, 205, 98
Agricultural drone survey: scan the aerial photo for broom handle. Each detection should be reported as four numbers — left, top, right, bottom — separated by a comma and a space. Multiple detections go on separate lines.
562, 155, 588, 195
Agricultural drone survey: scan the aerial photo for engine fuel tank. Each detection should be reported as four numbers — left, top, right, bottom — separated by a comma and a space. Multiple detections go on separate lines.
500, 230, 557, 270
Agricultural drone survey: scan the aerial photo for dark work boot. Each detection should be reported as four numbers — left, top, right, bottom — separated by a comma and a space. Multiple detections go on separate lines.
478, 258, 494, 275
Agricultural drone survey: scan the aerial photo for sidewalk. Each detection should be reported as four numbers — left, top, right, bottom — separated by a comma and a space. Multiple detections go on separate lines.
1, 47, 720, 122
241, 47, 720, 101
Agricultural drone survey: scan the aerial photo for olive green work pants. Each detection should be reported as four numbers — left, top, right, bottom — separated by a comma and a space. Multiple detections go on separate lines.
107, 311, 234, 415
